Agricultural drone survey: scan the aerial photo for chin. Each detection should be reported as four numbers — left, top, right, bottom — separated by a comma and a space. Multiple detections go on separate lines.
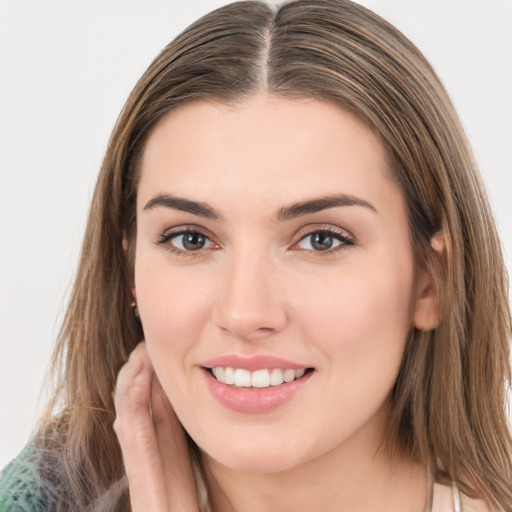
206, 451, 303, 474
196, 433, 310, 474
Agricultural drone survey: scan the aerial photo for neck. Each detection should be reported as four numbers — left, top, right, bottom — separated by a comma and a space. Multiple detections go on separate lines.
200, 411, 427, 512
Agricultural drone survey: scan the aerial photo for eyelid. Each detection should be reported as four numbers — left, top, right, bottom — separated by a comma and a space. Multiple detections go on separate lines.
291, 224, 356, 252
154, 224, 219, 254
157, 224, 215, 241
153, 223, 355, 257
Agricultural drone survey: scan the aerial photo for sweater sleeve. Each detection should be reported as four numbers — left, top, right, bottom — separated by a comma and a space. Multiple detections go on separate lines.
0, 442, 51, 512
1, 439, 132, 512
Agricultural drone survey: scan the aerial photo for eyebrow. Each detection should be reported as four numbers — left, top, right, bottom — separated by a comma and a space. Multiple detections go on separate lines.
143, 192, 377, 221
276, 194, 377, 221
143, 194, 224, 220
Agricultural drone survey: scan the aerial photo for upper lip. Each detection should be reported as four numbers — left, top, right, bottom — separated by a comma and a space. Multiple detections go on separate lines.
200, 354, 311, 372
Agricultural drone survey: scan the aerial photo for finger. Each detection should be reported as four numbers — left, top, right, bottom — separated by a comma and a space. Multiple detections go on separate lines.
114, 342, 169, 512
151, 374, 199, 512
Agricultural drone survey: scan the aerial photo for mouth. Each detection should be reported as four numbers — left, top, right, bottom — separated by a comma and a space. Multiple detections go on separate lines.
207, 366, 314, 388
201, 363, 315, 413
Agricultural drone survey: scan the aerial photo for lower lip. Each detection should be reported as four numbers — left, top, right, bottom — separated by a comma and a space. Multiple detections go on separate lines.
202, 368, 313, 414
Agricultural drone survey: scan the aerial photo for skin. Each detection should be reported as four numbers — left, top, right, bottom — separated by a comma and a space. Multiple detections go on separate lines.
115, 95, 441, 511
114, 343, 198, 511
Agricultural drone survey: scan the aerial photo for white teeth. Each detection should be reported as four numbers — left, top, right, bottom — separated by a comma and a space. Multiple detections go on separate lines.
251, 369, 270, 388
270, 368, 284, 386
283, 369, 296, 383
225, 367, 235, 385
215, 367, 225, 382
234, 369, 252, 387
211, 366, 308, 388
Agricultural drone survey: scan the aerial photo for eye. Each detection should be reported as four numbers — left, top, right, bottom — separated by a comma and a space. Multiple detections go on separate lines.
294, 227, 355, 253
155, 228, 217, 254
172, 231, 211, 251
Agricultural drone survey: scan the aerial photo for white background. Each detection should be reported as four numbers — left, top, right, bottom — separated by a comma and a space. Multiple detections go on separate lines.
1, 0, 511, 468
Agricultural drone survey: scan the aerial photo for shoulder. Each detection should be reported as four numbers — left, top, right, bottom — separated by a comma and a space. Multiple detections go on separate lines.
0, 440, 130, 512
460, 492, 504, 512
432, 483, 505, 512
0, 441, 61, 511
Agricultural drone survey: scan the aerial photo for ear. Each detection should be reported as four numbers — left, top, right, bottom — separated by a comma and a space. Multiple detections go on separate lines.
412, 233, 444, 331
123, 237, 137, 301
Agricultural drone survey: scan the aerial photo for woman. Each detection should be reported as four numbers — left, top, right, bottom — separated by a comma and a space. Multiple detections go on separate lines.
1, 1, 510, 510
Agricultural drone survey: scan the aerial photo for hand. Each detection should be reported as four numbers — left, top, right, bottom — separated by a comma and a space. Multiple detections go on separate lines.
114, 342, 199, 512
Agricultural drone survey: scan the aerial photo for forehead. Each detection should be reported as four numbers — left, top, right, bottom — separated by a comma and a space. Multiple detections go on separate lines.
137, 96, 398, 213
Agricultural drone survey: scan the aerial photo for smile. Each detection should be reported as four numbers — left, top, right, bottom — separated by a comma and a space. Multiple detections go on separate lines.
211, 367, 309, 388
202, 365, 315, 414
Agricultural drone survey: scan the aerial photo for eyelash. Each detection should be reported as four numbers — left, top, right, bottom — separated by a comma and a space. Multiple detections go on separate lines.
154, 224, 356, 257
292, 225, 356, 256
154, 225, 218, 257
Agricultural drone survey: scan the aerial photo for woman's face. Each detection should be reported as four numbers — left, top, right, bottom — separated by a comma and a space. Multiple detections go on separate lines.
133, 96, 432, 473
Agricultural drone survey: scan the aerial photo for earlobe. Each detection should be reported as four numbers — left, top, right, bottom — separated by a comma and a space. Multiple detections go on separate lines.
430, 231, 445, 253
412, 270, 440, 331
412, 232, 445, 331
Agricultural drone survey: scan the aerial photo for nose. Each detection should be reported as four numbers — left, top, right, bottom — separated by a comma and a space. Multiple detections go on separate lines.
211, 249, 288, 341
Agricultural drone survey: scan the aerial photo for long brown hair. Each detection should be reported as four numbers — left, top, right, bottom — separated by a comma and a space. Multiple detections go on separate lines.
38, 1, 512, 509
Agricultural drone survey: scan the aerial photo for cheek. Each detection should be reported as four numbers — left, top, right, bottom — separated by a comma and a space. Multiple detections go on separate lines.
134, 259, 214, 367
134, 264, 217, 426
296, 257, 414, 367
